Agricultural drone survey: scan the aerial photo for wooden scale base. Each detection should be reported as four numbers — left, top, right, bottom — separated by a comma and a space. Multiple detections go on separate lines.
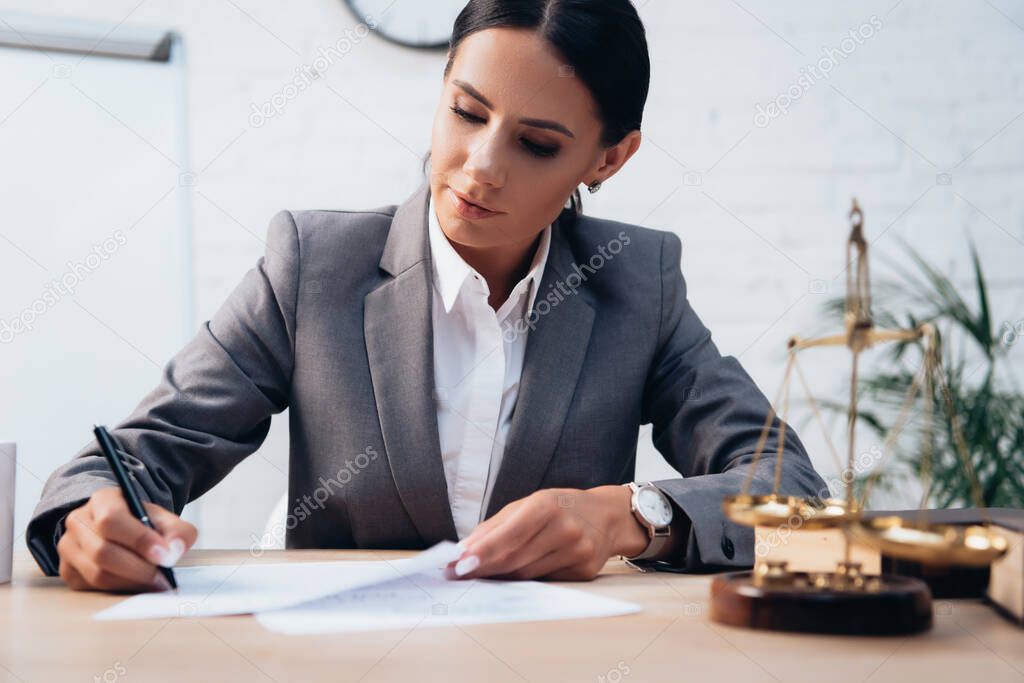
709, 562, 933, 635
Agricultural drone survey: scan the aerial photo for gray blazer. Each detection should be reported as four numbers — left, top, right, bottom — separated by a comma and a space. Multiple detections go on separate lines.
27, 178, 826, 576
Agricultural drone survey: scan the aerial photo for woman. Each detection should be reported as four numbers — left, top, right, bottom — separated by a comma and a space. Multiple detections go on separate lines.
28, 0, 826, 592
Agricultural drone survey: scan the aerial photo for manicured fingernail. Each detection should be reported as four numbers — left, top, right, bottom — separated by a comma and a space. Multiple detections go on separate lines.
163, 538, 186, 567
152, 574, 172, 591
146, 544, 170, 566
454, 555, 479, 577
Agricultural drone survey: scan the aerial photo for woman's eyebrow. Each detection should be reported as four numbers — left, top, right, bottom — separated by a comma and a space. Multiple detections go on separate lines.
452, 79, 576, 139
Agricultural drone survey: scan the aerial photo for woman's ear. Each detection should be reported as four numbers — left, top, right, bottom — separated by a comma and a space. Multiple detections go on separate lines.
591, 130, 643, 186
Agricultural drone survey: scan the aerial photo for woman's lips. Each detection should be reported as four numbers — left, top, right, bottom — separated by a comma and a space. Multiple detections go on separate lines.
448, 187, 501, 220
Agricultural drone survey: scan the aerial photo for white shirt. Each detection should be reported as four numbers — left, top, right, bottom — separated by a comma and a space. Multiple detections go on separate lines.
427, 190, 552, 539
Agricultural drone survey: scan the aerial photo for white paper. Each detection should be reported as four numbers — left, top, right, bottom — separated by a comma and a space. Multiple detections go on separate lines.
94, 540, 465, 620
255, 567, 642, 634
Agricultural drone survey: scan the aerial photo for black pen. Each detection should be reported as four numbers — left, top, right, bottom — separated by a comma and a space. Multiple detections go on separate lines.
93, 425, 178, 590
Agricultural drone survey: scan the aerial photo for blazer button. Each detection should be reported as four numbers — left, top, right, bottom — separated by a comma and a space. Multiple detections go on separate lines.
721, 536, 735, 560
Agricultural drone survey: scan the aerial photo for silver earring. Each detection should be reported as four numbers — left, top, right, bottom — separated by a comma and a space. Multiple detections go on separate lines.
587, 180, 602, 194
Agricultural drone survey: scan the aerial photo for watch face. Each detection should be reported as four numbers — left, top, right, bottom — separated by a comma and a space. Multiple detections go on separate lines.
344, 0, 466, 49
637, 487, 673, 527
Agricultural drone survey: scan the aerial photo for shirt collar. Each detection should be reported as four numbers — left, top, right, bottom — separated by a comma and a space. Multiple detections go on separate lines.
427, 188, 551, 316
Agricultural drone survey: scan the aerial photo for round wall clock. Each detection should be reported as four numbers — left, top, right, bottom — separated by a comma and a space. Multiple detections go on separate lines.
344, 1, 466, 49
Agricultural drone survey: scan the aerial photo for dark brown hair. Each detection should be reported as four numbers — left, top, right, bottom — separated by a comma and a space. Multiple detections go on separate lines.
423, 0, 650, 225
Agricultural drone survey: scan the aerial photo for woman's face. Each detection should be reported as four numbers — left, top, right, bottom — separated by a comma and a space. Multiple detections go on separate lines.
430, 27, 640, 250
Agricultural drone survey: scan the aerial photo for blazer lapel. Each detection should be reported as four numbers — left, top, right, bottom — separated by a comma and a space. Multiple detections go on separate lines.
364, 178, 458, 544
484, 214, 596, 518
365, 183, 597, 535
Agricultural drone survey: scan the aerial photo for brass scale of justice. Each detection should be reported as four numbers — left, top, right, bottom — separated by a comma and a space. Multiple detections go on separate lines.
708, 200, 1010, 635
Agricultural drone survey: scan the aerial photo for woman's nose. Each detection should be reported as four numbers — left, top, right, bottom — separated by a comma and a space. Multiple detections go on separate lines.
462, 132, 506, 188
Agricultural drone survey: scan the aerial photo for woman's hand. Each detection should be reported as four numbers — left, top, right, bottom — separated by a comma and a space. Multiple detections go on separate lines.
57, 487, 198, 592
446, 485, 650, 581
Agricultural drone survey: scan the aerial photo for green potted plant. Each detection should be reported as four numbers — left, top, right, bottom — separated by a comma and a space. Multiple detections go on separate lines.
819, 242, 1024, 509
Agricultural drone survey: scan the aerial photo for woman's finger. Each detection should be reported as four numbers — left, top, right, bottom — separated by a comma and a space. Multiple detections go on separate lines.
71, 551, 154, 593
87, 492, 172, 565
70, 513, 166, 586
60, 530, 158, 593
508, 538, 603, 581
479, 519, 572, 578
494, 546, 569, 580
58, 533, 88, 591
455, 495, 559, 578
147, 503, 198, 551
458, 498, 519, 548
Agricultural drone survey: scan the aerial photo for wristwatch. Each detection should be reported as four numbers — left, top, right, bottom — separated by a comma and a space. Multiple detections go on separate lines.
621, 481, 673, 567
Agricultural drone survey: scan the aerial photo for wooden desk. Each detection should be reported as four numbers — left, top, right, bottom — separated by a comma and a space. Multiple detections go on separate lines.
1, 549, 1022, 683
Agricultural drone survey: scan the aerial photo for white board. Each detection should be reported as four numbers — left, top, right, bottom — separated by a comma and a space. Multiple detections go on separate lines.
0, 23, 192, 542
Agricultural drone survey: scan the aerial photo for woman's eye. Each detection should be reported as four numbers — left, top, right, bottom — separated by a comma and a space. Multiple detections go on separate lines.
450, 105, 483, 123
521, 139, 559, 158
449, 105, 560, 159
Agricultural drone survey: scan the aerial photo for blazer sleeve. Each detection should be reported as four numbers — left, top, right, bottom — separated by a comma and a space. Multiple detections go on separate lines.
25, 210, 301, 576
640, 231, 828, 571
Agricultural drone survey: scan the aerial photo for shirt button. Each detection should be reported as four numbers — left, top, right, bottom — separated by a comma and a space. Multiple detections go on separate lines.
721, 536, 735, 560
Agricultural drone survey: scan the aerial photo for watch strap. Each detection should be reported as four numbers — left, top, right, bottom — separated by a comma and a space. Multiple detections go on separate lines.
626, 528, 671, 562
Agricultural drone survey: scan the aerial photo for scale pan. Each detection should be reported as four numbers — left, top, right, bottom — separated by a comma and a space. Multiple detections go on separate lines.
846, 517, 1009, 566
796, 497, 856, 529
722, 494, 853, 528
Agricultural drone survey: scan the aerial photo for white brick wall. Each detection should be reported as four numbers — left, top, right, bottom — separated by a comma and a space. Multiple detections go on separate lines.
3, 0, 1022, 546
